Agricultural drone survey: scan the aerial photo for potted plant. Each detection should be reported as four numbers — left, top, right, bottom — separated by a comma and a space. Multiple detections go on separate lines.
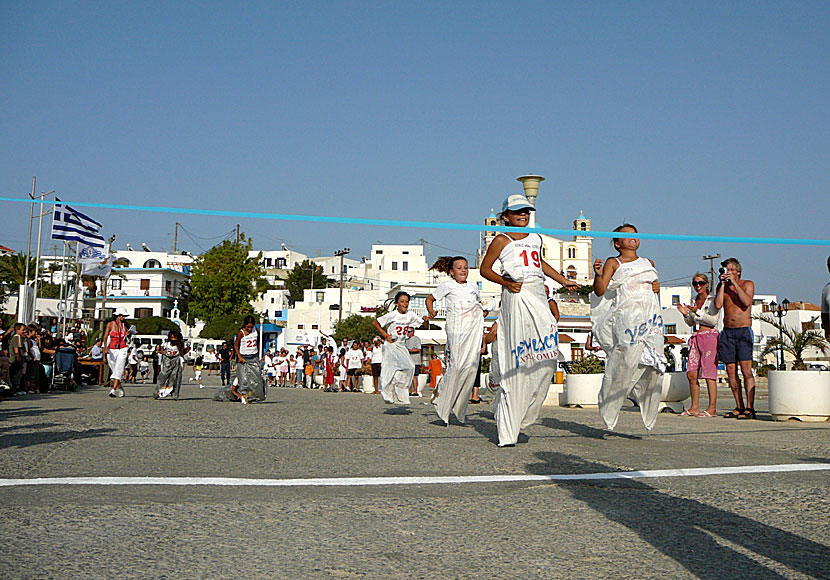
660, 344, 691, 413
565, 354, 605, 407
758, 314, 830, 421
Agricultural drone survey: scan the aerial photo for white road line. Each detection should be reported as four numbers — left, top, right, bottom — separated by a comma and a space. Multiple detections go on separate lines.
1, 463, 828, 488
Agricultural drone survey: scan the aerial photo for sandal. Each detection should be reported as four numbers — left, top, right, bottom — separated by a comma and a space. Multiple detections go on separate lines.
736, 408, 756, 420
723, 408, 744, 419
679, 409, 697, 416
697, 410, 716, 418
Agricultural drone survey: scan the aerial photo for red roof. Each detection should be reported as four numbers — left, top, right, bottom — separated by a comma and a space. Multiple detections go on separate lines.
559, 333, 575, 343
664, 335, 686, 344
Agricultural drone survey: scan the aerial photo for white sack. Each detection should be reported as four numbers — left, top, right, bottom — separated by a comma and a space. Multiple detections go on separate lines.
591, 257, 667, 431
494, 278, 559, 446
435, 302, 484, 424
380, 339, 414, 405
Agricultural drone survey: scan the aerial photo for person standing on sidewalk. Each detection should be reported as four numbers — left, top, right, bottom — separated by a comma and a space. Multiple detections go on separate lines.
821, 255, 830, 341
218, 341, 232, 386
678, 273, 721, 417
714, 258, 756, 420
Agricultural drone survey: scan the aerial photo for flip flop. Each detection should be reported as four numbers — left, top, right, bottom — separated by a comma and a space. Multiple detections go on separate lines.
679, 409, 697, 416
697, 410, 716, 417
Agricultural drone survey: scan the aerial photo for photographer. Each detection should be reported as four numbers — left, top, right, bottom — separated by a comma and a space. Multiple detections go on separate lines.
714, 258, 756, 419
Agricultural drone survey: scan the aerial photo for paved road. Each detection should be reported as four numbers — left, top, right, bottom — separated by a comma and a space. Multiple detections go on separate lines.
1, 377, 828, 579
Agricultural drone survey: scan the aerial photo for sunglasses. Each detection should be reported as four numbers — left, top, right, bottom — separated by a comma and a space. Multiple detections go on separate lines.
692, 281, 706, 286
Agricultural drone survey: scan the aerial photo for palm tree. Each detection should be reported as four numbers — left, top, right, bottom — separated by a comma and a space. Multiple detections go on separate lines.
756, 314, 829, 370
0, 253, 37, 285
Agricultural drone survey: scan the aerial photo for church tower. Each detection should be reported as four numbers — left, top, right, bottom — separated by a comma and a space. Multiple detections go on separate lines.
573, 210, 591, 239
477, 209, 500, 267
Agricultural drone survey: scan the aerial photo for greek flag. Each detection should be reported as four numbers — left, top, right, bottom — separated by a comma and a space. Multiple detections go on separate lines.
51, 202, 106, 248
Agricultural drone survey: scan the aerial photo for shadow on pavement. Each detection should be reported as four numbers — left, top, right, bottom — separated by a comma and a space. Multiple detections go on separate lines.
526, 452, 828, 579
539, 416, 642, 440
0, 427, 116, 450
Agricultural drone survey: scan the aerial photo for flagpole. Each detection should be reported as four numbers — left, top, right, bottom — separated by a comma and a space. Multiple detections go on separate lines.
59, 241, 68, 337
32, 190, 55, 322
24, 177, 35, 293
99, 235, 116, 334
72, 241, 81, 325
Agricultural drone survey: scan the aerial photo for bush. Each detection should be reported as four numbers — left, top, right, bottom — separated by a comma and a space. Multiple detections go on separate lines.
568, 355, 605, 374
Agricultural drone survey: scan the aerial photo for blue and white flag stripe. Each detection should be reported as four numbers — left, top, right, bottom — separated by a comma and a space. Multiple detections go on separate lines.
51, 202, 105, 248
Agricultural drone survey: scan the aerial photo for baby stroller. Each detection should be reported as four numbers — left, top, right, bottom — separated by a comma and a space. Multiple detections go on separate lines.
52, 345, 79, 391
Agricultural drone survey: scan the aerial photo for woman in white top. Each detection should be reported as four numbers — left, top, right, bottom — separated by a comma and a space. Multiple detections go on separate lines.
373, 291, 429, 405
480, 195, 580, 446
677, 273, 721, 417
426, 255, 485, 425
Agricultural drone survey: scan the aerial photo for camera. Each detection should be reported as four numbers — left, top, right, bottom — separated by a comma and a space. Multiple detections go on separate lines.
719, 265, 731, 284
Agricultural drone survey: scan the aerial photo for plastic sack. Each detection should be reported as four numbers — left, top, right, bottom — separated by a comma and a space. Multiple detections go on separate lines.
435, 302, 484, 424
380, 339, 415, 405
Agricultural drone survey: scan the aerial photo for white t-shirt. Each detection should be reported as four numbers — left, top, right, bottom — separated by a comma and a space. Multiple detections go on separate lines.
431, 279, 482, 306
376, 309, 422, 341
345, 348, 364, 369
497, 233, 545, 282
370, 344, 383, 364
161, 341, 181, 357
294, 357, 304, 370
238, 330, 258, 355
822, 281, 830, 314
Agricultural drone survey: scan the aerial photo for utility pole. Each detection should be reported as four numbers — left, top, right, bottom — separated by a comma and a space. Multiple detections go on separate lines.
173, 222, 179, 253
235, 224, 240, 244
99, 235, 117, 333
334, 248, 350, 322
703, 254, 721, 293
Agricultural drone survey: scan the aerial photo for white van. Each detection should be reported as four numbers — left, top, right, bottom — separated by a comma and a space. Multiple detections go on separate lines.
131, 334, 168, 357
187, 338, 226, 363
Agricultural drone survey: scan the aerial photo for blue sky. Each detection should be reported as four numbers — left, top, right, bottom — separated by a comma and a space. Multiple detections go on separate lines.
2, 1, 828, 302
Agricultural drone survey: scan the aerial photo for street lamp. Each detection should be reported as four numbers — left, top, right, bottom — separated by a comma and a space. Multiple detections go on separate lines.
769, 299, 789, 370
334, 248, 350, 323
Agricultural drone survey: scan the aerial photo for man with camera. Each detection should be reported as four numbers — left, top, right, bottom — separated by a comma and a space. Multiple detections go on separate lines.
714, 258, 756, 419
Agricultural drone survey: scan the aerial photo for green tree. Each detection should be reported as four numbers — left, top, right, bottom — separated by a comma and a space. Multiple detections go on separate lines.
332, 314, 382, 343
128, 316, 180, 335
556, 283, 594, 296
188, 236, 267, 323
285, 259, 328, 303
200, 313, 257, 343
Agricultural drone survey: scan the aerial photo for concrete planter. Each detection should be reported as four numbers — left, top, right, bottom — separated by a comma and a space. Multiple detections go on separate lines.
768, 370, 830, 422
660, 371, 691, 413
565, 373, 604, 407
361, 375, 375, 393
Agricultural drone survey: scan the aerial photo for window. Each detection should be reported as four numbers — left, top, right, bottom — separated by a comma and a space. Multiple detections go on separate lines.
665, 324, 677, 334
311, 324, 319, 330
566, 266, 577, 280
276, 258, 287, 268
541, 247, 547, 258
567, 247, 576, 259
140, 279, 150, 290
316, 292, 325, 303
297, 324, 304, 329
402, 251, 409, 255
402, 261, 408, 271
571, 348, 584, 360
110, 279, 122, 290
165, 281, 172, 292
143, 259, 161, 268
375, 250, 383, 254
391, 261, 398, 271
581, 223, 587, 231
270, 297, 275, 304
671, 295, 680, 306
134, 308, 153, 319
477, 282, 482, 290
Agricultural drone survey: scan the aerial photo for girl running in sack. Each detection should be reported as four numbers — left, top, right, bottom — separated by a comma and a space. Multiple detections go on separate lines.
591, 223, 666, 432
231, 315, 266, 404
372, 292, 429, 405
426, 256, 485, 426
154, 329, 189, 399
480, 194, 580, 446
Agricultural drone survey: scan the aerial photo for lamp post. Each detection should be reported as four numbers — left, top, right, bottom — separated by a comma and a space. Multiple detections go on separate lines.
769, 299, 789, 370
334, 248, 350, 323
